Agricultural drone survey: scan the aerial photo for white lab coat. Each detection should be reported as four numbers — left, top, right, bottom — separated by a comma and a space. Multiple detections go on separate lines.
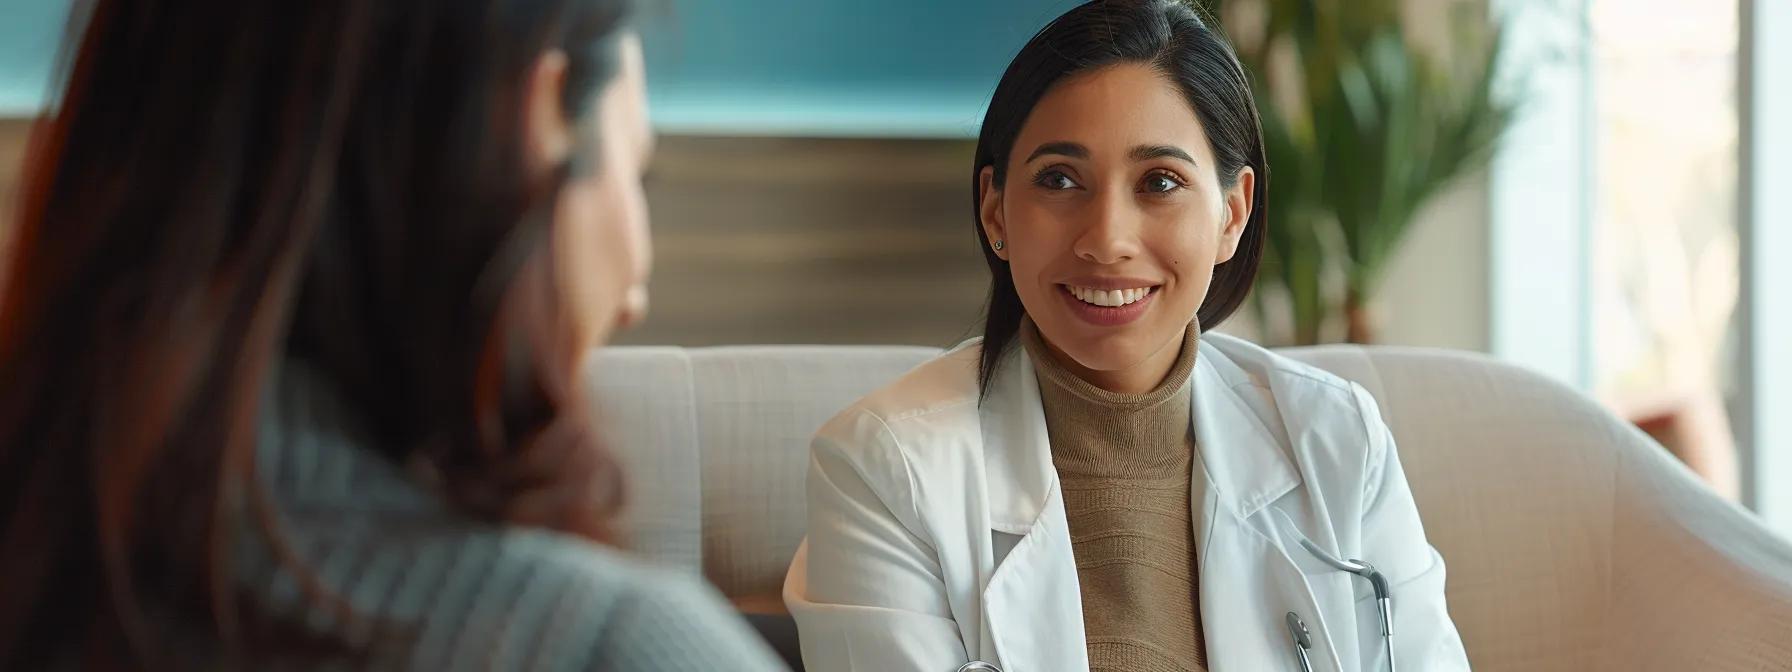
784, 332, 1471, 671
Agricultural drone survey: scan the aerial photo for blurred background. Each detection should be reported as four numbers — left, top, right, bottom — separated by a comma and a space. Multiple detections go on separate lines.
1, 1, 1787, 533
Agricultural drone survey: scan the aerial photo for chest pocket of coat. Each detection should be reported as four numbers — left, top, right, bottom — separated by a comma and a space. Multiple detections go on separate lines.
1266, 506, 1377, 668
1266, 508, 1371, 599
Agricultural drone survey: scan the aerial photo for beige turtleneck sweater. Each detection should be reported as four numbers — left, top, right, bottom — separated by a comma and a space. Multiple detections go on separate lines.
1020, 321, 1207, 672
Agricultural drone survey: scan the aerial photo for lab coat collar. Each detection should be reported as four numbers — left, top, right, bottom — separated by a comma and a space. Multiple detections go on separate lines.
977, 342, 1053, 535
1189, 336, 1302, 520
977, 334, 1301, 533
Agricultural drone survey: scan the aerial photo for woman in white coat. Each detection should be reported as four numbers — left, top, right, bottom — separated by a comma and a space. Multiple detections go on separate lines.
784, 1, 1471, 670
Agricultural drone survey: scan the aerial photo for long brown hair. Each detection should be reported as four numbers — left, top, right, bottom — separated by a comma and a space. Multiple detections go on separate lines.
0, 0, 632, 666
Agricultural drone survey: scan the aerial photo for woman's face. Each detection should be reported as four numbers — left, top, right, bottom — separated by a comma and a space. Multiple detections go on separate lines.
980, 62, 1254, 393
553, 34, 655, 354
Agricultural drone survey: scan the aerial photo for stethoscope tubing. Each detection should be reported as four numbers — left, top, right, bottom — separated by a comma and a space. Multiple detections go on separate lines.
1290, 536, 1396, 672
959, 532, 1398, 672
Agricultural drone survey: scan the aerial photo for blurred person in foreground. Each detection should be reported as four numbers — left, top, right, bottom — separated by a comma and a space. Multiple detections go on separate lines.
0, 1, 784, 669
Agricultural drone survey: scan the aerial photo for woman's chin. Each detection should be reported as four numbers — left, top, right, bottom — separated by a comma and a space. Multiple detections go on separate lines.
1039, 331, 1151, 372
1037, 317, 1189, 374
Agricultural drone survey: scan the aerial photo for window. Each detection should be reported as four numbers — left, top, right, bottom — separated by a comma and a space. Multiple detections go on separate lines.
1589, 0, 1743, 498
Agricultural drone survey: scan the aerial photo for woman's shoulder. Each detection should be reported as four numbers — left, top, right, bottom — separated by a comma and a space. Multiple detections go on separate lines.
256, 364, 784, 669
854, 339, 985, 418
800, 340, 994, 515
813, 339, 986, 448
1198, 330, 1391, 463
482, 532, 785, 670
249, 519, 783, 670
250, 446, 781, 665
1199, 330, 1368, 412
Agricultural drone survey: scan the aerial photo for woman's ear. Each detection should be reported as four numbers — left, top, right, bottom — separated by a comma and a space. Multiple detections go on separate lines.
524, 49, 574, 174
979, 165, 1009, 260
1213, 166, 1255, 264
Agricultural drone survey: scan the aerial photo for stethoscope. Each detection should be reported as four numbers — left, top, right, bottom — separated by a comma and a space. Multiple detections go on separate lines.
1286, 538, 1396, 672
955, 538, 1396, 672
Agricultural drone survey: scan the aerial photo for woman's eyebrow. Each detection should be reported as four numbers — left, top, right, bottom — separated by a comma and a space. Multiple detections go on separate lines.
1130, 144, 1197, 165
1024, 141, 1089, 163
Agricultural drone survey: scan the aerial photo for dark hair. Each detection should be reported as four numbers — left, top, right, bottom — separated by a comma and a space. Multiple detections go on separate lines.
0, 0, 630, 666
972, 0, 1268, 395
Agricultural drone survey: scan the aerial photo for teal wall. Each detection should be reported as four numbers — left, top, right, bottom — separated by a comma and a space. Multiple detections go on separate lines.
0, 0, 69, 115
0, 1, 1080, 136
639, 1, 1080, 136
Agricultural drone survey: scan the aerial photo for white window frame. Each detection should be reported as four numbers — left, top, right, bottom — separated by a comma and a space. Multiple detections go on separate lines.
1742, 0, 1791, 536
1489, 0, 1595, 390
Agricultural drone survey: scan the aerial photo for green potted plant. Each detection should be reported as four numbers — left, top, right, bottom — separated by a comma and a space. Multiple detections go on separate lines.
1213, 0, 1512, 344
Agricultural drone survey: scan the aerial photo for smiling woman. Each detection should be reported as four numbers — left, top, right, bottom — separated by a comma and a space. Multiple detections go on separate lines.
976, 59, 1260, 394
970, 12, 1268, 397
783, 2, 1470, 671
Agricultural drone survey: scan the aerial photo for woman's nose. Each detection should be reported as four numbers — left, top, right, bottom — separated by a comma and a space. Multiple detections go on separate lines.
1072, 190, 1144, 264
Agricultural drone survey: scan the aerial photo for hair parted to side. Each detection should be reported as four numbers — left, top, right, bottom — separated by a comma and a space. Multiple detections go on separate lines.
971, 0, 1268, 397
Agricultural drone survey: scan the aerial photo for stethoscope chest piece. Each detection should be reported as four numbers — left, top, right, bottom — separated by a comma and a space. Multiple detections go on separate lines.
1286, 611, 1316, 672
957, 661, 1001, 672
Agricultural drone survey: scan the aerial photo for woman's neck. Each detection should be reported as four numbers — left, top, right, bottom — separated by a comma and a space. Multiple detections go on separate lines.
1034, 327, 1192, 396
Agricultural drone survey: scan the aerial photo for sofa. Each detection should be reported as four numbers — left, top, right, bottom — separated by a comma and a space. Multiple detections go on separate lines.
588, 344, 1792, 671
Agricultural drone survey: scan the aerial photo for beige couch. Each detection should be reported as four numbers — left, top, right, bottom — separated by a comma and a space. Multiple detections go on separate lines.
589, 344, 1792, 671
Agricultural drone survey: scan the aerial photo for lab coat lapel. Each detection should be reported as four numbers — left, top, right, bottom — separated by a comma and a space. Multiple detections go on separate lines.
976, 346, 1088, 671
1189, 340, 1346, 672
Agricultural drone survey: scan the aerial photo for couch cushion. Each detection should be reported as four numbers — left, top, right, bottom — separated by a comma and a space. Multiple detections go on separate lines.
592, 345, 940, 597
598, 343, 1792, 671
689, 346, 940, 598
586, 348, 706, 576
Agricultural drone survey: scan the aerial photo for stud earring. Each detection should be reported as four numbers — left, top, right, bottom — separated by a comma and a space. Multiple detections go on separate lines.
993, 240, 1005, 251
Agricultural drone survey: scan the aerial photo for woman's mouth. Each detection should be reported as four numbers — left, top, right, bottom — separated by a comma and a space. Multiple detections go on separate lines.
1065, 285, 1154, 307
1058, 283, 1159, 326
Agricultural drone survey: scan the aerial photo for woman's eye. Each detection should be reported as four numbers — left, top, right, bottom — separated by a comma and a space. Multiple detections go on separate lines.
1033, 170, 1080, 190
1141, 173, 1184, 193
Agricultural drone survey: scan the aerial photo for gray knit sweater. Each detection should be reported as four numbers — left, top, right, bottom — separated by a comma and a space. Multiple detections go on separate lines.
231, 362, 787, 671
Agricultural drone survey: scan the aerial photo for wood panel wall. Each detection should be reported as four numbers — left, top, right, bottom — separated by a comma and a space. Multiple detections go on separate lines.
621, 136, 992, 348
0, 119, 29, 267
0, 128, 997, 348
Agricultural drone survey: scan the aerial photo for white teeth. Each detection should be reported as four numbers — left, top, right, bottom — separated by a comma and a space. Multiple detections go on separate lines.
1068, 285, 1153, 307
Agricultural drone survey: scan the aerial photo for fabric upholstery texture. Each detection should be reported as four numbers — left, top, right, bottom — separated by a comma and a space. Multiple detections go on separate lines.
589, 346, 939, 594
591, 344, 1792, 671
